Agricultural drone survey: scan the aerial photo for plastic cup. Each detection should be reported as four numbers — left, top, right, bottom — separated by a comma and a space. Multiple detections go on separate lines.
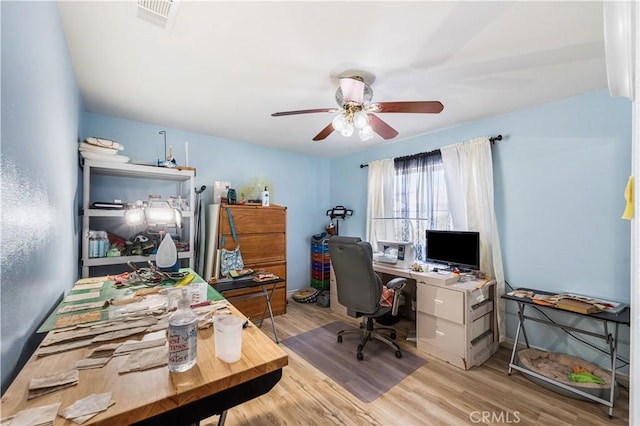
214, 315, 244, 363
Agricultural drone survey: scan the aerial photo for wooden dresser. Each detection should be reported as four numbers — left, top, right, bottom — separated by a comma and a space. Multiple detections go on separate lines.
217, 204, 287, 318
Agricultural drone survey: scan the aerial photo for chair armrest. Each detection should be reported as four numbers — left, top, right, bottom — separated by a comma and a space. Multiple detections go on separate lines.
387, 277, 407, 290
387, 277, 407, 316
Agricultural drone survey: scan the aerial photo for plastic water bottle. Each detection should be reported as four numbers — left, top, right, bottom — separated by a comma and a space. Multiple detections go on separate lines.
88, 231, 99, 258
168, 288, 197, 372
156, 232, 179, 272
97, 231, 109, 257
262, 186, 270, 207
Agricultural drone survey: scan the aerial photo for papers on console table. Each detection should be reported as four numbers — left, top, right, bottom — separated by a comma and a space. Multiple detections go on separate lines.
506, 290, 627, 314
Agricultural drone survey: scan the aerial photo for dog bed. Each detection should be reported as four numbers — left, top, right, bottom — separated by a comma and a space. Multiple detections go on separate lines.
517, 348, 616, 401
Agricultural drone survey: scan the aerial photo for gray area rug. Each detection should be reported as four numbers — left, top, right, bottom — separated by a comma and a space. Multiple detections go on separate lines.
282, 321, 427, 403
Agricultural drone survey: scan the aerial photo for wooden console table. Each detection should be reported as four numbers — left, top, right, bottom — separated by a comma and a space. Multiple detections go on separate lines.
503, 288, 630, 418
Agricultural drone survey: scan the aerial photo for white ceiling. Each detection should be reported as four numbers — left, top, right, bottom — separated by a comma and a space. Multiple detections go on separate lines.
57, 1, 607, 158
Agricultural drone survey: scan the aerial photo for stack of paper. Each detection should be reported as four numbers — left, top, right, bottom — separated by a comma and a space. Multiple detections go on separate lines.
28, 369, 79, 399
1, 402, 60, 426
59, 392, 114, 424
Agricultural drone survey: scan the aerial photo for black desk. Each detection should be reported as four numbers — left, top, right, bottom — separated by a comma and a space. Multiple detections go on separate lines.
503, 288, 630, 418
213, 277, 284, 343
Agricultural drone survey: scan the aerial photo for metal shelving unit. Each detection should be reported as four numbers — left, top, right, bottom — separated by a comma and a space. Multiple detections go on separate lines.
81, 160, 195, 277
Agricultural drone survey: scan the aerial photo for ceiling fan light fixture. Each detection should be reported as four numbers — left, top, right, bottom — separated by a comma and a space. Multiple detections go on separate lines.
359, 125, 374, 141
331, 114, 349, 132
271, 73, 443, 143
353, 110, 369, 129
339, 123, 354, 137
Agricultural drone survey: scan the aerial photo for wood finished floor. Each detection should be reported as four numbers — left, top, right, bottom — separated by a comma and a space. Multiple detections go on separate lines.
204, 300, 629, 426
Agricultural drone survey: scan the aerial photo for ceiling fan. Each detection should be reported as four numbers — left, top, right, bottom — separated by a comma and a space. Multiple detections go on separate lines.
271, 75, 444, 142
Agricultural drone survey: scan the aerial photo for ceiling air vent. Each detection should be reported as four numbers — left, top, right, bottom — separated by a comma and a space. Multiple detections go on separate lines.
137, 0, 180, 30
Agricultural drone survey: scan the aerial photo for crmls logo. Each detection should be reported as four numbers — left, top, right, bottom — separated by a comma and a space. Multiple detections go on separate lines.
469, 411, 521, 424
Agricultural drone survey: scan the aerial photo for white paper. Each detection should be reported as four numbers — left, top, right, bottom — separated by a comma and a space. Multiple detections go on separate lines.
64, 291, 101, 303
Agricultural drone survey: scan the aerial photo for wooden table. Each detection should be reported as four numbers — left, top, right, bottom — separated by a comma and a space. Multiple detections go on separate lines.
1, 289, 288, 425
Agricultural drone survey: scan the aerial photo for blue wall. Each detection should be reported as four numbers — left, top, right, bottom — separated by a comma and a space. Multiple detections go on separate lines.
328, 90, 632, 369
1, 1, 82, 390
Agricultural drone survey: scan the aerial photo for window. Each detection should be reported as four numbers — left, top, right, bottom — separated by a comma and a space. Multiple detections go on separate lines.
392, 152, 452, 261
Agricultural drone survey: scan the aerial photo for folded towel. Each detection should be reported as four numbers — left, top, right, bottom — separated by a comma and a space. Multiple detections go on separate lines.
80, 151, 130, 163
84, 137, 123, 150
79, 142, 118, 155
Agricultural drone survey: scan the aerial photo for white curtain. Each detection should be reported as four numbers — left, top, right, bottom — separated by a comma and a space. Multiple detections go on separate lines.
366, 159, 395, 250
441, 137, 506, 342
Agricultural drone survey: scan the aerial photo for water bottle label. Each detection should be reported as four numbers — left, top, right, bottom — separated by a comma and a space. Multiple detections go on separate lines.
98, 239, 106, 257
89, 240, 99, 258
168, 322, 197, 367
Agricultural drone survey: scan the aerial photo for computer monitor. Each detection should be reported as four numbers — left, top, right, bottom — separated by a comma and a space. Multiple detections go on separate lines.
425, 230, 480, 271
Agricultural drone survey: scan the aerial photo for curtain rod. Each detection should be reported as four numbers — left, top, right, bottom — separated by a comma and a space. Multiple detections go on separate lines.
359, 134, 503, 168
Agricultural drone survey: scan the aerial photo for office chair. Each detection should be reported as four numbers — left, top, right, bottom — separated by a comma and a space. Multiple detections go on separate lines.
328, 236, 407, 361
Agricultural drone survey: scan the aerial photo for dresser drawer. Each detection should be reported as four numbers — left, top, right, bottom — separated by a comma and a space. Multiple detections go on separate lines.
219, 206, 286, 234
416, 282, 464, 324
417, 312, 465, 356
219, 233, 285, 264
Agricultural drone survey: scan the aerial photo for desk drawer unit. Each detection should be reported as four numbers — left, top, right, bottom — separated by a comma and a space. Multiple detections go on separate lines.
417, 312, 465, 356
415, 279, 497, 370
416, 284, 464, 324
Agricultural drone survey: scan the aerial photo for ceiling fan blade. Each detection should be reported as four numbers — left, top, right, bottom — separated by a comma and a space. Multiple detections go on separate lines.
312, 123, 334, 141
271, 108, 337, 117
374, 101, 444, 114
339, 76, 365, 103
368, 114, 399, 140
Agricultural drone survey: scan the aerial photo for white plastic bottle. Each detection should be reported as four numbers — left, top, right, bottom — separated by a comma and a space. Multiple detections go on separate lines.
168, 288, 197, 372
262, 186, 270, 207
156, 231, 178, 272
